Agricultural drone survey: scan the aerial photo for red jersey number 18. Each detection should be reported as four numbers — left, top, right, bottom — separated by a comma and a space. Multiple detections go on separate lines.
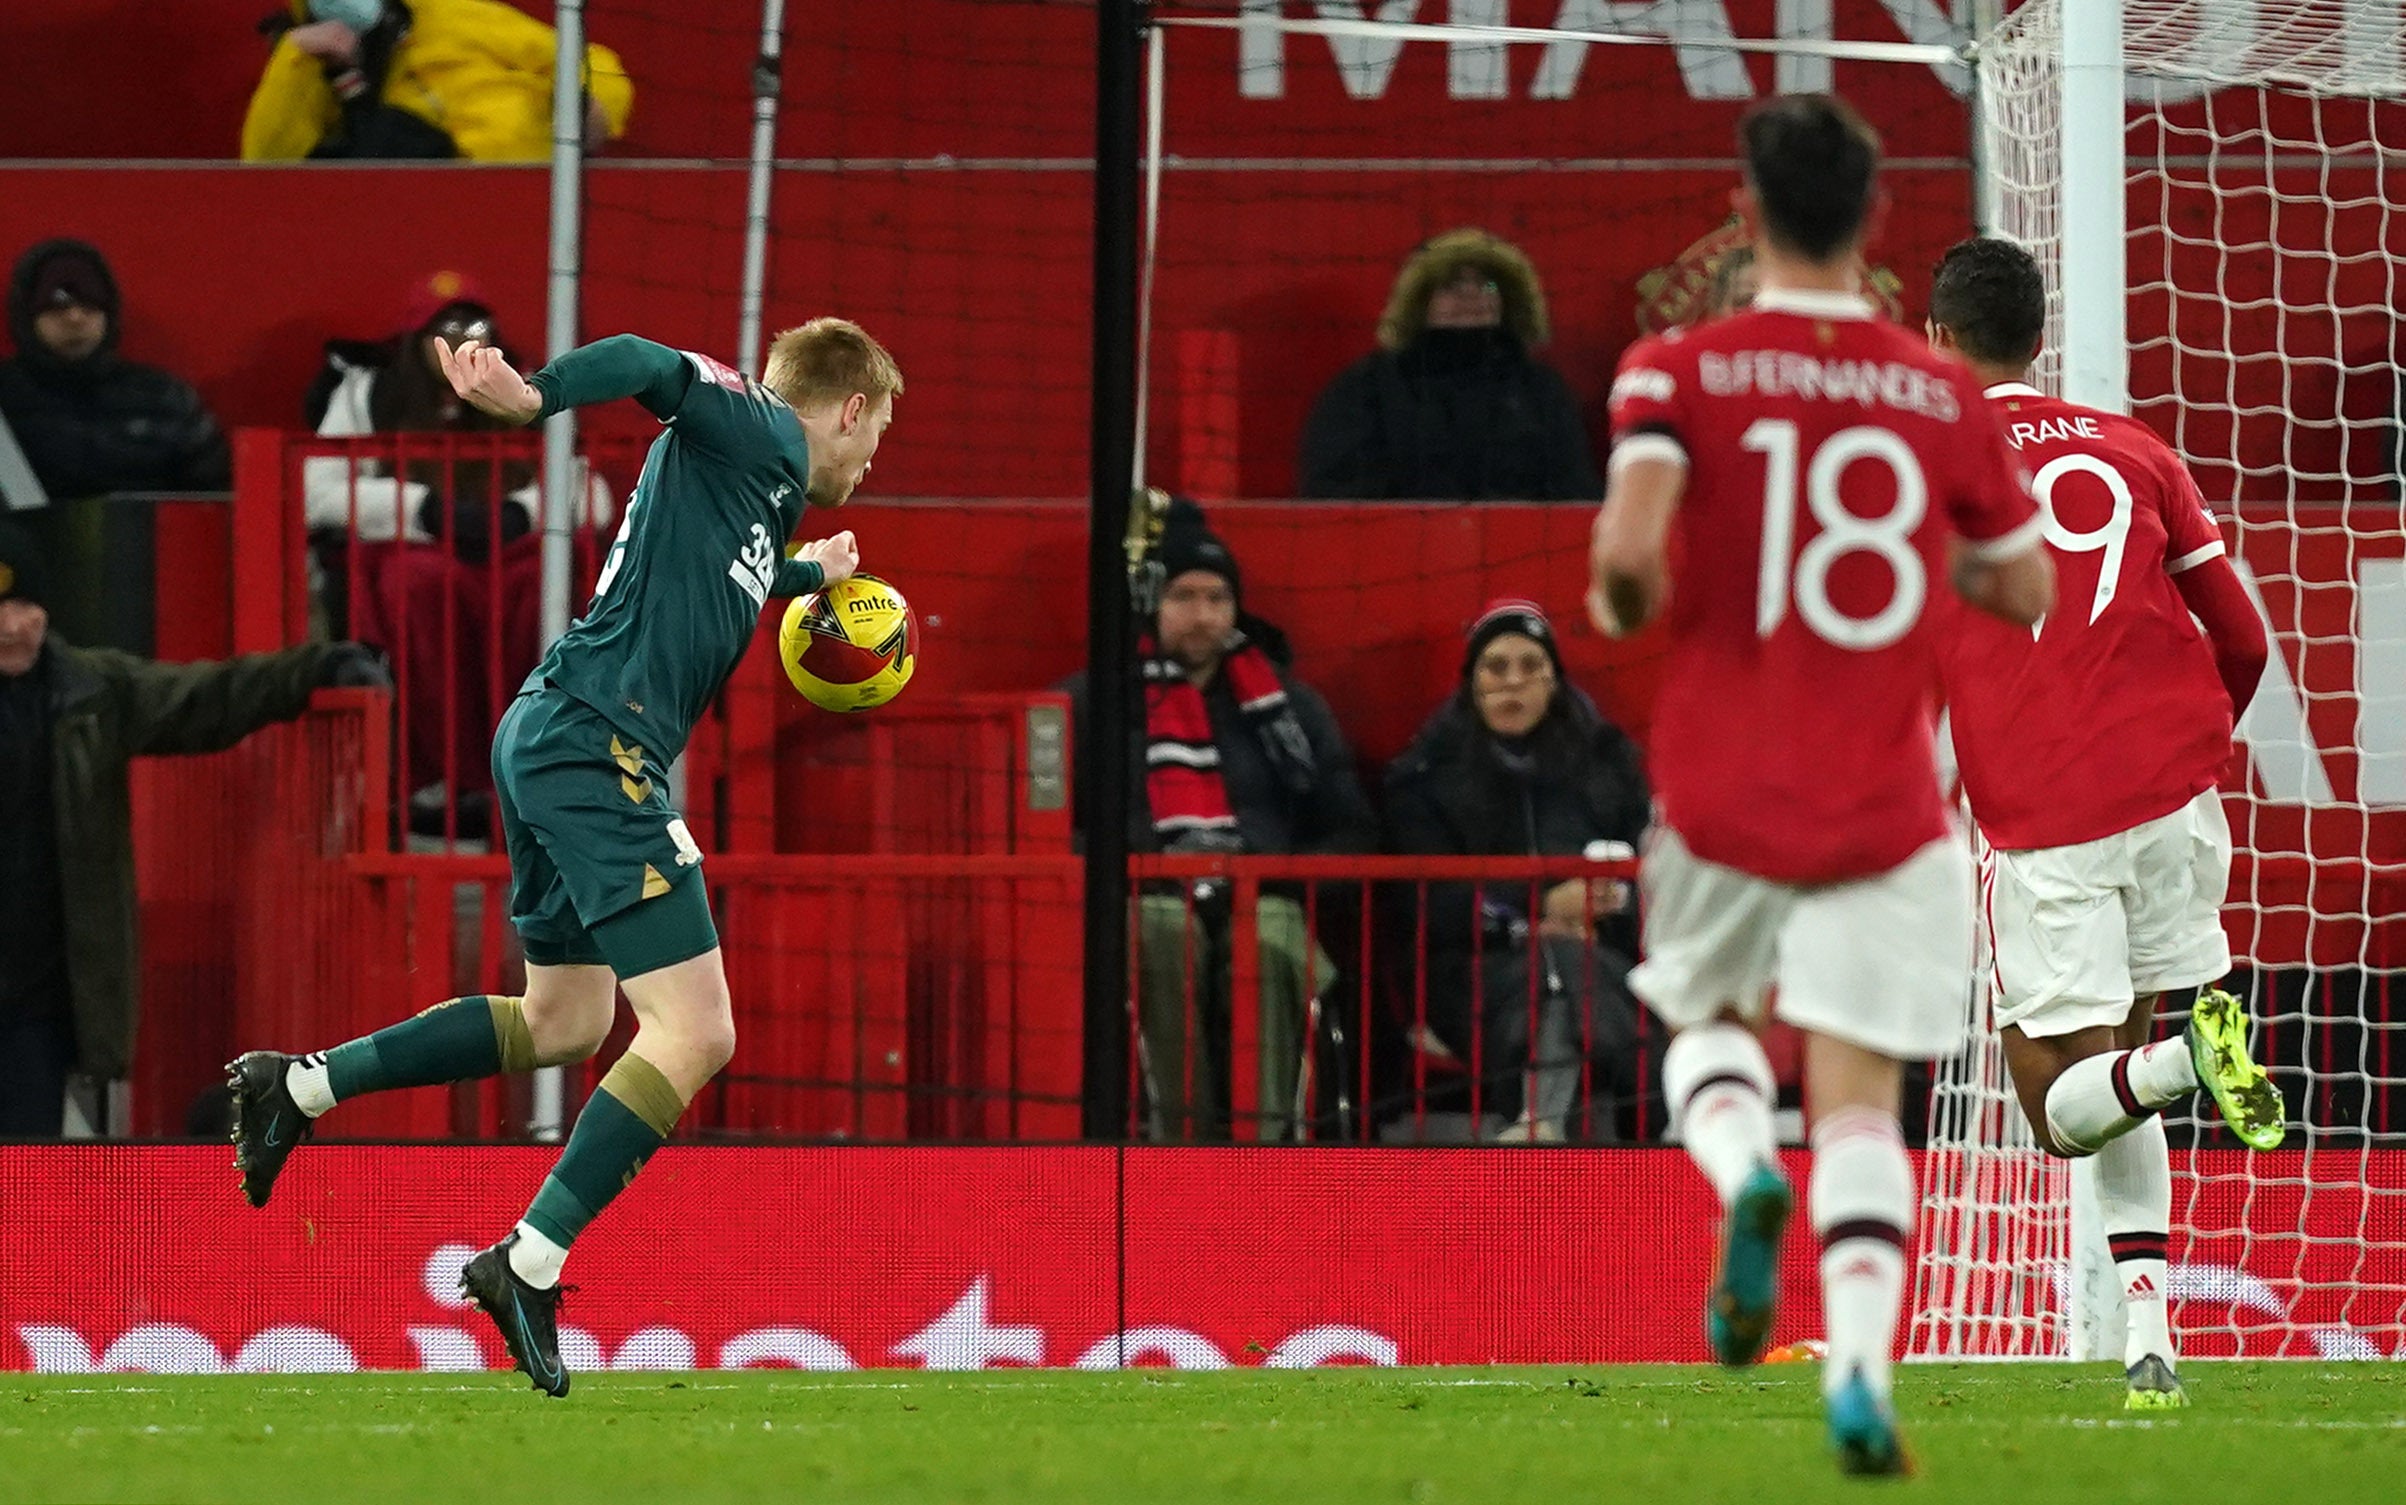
1742, 418, 1930, 651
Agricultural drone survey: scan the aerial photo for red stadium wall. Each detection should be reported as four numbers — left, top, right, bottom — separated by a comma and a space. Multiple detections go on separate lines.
3, 1145, 2398, 1372
3, 4, 2392, 508
0, 0, 1982, 502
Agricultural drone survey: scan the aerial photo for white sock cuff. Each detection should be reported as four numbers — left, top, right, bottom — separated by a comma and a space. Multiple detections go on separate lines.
1662, 1022, 1775, 1137
508, 1222, 570, 1290
1808, 1109, 1914, 1244
286, 1052, 335, 1119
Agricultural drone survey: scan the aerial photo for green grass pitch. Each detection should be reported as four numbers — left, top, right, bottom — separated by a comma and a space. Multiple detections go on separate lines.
2, 1364, 2397, 1504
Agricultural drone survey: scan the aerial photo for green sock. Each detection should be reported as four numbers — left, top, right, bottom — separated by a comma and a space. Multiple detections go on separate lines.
522, 1054, 686, 1249
323, 995, 537, 1102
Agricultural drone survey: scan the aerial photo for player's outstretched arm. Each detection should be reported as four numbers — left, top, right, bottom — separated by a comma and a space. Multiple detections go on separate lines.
463, 333, 696, 425
1587, 457, 1682, 637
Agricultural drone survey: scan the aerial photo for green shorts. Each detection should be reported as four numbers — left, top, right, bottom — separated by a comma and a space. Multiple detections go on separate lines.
492, 687, 719, 977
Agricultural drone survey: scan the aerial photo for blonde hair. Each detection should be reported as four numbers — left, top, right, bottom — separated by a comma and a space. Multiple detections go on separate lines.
761, 318, 903, 412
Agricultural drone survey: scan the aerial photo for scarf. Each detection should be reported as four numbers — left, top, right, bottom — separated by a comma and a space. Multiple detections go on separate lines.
1142, 631, 1316, 844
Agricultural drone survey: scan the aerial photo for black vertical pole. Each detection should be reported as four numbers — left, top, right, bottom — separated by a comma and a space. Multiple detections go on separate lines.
1082, 0, 1144, 1140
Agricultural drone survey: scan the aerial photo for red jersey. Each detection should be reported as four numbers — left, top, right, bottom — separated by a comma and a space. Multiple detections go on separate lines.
1607, 289, 2042, 884
1940, 382, 2237, 851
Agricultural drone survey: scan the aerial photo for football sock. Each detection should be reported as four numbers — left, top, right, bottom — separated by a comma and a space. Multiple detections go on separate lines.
1811, 1106, 1913, 1405
1663, 1022, 1778, 1206
507, 1222, 571, 1290
2094, 1116, 2176, 1368
516, 1053, 688, 1287
2044, 1040, 2197, 1155
290, 996, 536, 1118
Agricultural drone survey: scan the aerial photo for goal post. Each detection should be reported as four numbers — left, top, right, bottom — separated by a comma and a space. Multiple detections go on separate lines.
1921, 0, 2406, 1361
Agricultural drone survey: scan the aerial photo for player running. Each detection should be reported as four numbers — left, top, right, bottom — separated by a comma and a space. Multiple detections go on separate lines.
1590, 96, 2053, 1475
224, 319, 901, 1396
1927, 236, 2282, 1411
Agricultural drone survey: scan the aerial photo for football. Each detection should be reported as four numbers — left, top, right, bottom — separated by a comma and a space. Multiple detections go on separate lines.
778, 573, 918, 712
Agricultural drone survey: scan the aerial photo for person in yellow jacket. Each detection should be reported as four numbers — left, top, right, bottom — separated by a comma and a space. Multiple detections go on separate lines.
242, 0, 634, 162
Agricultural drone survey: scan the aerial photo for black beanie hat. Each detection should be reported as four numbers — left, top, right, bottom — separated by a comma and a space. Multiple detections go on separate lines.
1157, 525, 1241, 601
0, 520, 47, 609
1463, 597, 1562, 678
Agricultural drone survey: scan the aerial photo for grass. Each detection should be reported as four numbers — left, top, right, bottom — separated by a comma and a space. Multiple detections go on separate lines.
1, 1364, 2397, 1504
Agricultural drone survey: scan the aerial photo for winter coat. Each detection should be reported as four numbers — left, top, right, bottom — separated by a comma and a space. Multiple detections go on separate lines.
1297, 226, 1601, 500
1380, 687, 1650, 960
35, 635, 340, 1078
1298, 337, 1601, 501
241, 0, 635, 163
1061, 618, 1378, 858
0, 242, 231, 501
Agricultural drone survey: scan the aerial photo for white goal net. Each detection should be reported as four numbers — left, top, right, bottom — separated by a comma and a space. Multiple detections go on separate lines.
1915, 0, 2406, 1361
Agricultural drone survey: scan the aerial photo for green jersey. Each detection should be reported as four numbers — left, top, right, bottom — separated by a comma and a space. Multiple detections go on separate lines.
523, 335, 828, 762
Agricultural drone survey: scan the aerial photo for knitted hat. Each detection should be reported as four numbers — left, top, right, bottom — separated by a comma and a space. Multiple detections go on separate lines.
0, 521, 48, 609
1157, 525, 1241, 601
1463, 597, 1561, 677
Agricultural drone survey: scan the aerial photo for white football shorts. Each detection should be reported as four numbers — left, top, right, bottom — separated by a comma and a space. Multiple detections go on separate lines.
1630, 825, 1975, 1061
1980, 788, 2233, 1038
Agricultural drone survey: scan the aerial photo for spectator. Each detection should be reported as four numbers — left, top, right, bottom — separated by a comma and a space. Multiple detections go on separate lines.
242, 0, 635, 162
1065, 518, 1377, 1141
0, 521, 385, 1136
1298, 227, 1601, 501
304, 271, 609, 831
0, 240, 231, 504
1381, 600, 1650, 1141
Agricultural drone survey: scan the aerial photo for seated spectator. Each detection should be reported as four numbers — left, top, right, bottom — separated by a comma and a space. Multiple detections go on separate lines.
242, 0, 634, 162
304, 272, 610, 830
1298, 227, 1600, 501
0, 240, 230, 504
0, 521, 385, 1136
1065, 518, 1377, 1141
1382, 600, 1649, 1141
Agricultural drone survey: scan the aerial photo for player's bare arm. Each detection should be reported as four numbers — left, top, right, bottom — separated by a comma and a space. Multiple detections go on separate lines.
1950, 537, 2053, 627
435, 337, 543, 425
1587, 456, 1683, 637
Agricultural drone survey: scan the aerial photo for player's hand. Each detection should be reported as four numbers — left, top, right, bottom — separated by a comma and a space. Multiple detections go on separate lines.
435, 337, 542, 426
800, 530, 859, 589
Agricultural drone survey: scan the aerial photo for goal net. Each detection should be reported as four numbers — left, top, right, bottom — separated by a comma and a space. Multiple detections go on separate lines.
1916, 0, 2406, 1360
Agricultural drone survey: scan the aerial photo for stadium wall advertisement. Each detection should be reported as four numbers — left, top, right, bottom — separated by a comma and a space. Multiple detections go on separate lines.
4, 1146, 2399, 1374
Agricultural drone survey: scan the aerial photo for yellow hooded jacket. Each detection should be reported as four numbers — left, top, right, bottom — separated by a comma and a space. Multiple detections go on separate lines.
242, 0, 634, 163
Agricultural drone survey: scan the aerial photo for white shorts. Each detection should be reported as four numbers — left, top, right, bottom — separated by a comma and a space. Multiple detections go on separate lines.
1629, 826, 1975, 1061
1980, 789, 2233, 1039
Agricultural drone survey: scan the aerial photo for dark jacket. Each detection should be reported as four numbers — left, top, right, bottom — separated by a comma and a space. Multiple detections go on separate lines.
38, 635, 339, 1078
1298, 333, 1602, 501
0, 241, 232, 501
1381, 687, 1650, 958
1297, 227, 1600, 501
1062, 622, 1378, 857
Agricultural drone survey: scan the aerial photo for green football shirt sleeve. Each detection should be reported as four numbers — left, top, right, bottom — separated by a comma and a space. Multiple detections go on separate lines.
667, 357, 805, 465
771, 556, 827, 598
528, 334, 693, 421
